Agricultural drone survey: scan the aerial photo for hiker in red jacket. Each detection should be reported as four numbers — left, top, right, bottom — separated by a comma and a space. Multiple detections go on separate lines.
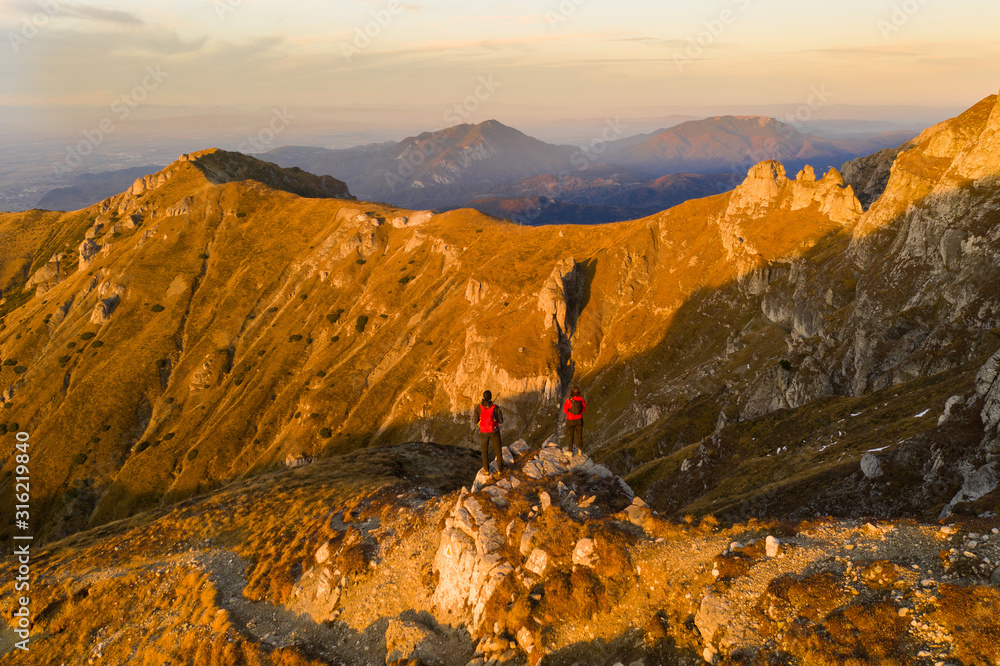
563, 386, 587, 454
474, 390, 504, 476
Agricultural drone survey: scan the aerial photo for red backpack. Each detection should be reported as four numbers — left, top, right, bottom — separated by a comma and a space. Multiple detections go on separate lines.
479, 404, 498, 432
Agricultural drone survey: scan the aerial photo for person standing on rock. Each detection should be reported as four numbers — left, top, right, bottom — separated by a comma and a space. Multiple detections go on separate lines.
475, 390, 504, 477
563, 386, 587, 454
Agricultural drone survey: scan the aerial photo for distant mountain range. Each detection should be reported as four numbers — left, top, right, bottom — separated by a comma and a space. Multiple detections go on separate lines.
266, 116, 912, 221
30, 116, 913, 224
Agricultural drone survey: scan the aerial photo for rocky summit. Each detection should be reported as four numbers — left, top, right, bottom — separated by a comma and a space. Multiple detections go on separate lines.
2, 90, 1000, 664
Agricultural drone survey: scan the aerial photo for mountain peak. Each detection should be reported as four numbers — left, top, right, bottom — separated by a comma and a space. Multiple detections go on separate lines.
174, 148, 353, 199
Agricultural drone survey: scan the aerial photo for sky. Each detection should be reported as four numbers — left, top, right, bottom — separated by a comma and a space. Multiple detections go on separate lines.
1, 0, 999, 125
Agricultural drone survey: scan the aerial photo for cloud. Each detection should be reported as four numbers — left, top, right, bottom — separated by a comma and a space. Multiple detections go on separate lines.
63, 3, 144, 26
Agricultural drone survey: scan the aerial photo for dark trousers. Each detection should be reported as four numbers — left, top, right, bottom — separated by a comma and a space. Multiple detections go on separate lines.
481, 430, 502, 472
566, 421, 583, 453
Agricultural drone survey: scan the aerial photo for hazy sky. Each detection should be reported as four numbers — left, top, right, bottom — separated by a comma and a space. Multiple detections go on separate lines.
2, 0, 999, 117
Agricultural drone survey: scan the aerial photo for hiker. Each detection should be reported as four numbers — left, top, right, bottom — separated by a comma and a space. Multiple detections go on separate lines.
563, 386, 587, 454
474, 390, 504, 476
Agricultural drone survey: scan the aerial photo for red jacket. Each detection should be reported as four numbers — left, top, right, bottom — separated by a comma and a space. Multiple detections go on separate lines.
563, 396, 586, 420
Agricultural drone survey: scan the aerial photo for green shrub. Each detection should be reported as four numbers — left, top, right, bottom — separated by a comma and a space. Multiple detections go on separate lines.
58, 355, 71, 364
355, 315, 368, 333
135, 441, 150, 453
3, 359, 16, 366
156, 359, 169, 369
91, 437, 100, 443
91, 340, 104, 348
316, 370, 327, 377
331, 336, 340, 342
399, 276, 411, 284
101, 425, 111, 432
0, 424, 6, 435
80, 332, 96, 340
257, 350, 266, 356
198, 253, 210, 259
320, 427, 333, 438
165, 397, 175, 404
66, 342, 76, 349
779, 359, 793, 371
379, 314, 388, 319
326, 309, 345, 324
289, 334, 303, 342
163, 433, 174, 441
187, 449, 198, 461
151, 304, 165, 313
299, 294, 308, 300
13, 366, 27, 374
356, 259, 366, 265
236, 212, 247, 218
267, 306, 279, 314
72, 453, 87, 465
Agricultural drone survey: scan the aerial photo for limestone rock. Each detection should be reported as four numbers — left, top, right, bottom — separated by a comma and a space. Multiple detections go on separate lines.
538, 258, 586, 334
285, 453, 312, 468
977, 350, 1000, 433
78, 239, 101, 269
765, 535, 780, 558
572, 538, 598, 568
861, 453, 883, 479
90, 294, 121, 324
524, 548, 549, 576
27, 253, 66, 293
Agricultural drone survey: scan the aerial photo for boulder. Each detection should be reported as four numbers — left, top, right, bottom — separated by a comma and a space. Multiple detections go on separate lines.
90, 294, 121, 324
524, 548, 549, 576
572, 538, 598, 568
861, 453, 883, 479
78, 239, 101, 269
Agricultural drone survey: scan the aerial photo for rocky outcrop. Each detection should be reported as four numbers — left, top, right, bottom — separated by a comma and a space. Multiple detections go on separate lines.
431, 440, 641, 664
26, 253, 67, 293
725, 161, 862, 225
78, 238, 101, 269
90, 294, 121, 324
537, 258, 586, 336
